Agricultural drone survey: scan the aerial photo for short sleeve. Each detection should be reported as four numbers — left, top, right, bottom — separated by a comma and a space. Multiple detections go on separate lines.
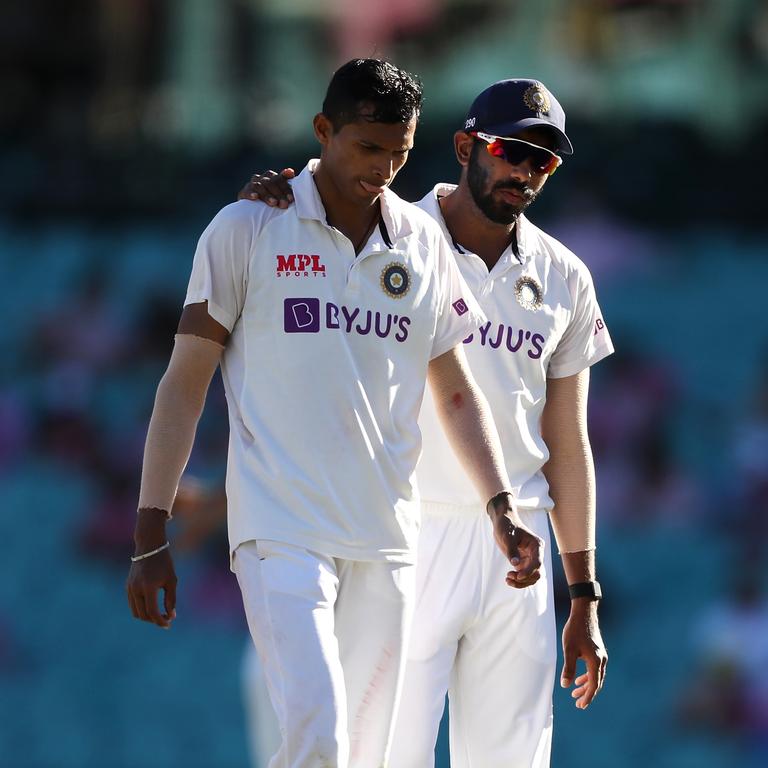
430, 231, 487, 360
184, 201, 257, 332
547, 266, 614, 379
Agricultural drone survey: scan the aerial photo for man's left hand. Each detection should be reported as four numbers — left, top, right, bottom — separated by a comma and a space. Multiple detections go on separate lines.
561, 601, 607, 709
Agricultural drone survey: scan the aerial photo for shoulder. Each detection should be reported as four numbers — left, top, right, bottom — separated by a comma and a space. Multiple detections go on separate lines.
202, 200, 290, 241
391, 195, 452, 250
524, 217, 596, 290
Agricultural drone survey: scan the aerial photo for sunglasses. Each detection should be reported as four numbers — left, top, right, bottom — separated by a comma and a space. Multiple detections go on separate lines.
471, 131, 562, 175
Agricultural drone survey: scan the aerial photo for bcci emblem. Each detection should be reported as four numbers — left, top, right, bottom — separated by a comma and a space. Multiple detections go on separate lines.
514, 275, 543, 311
380, 262, 411, 299
523, 84, 551, 115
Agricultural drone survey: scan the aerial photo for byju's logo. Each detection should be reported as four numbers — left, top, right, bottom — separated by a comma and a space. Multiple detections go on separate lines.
452, 298, 468, 316
284, 298, 320, 333
283, 298, 411, 342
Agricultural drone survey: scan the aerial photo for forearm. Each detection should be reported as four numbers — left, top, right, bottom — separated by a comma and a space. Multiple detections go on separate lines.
541, 369, 595, 553
136, 334, 224, 526
561, 548, 595, 585
428, 347, 510, 503
543, 439, 596, 553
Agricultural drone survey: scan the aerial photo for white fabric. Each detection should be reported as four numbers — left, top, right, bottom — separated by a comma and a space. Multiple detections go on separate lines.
415, 183, 613, 512
184, 164, 485, 565
388, 504, 555, 768
233, 540, 415, 768
241, 641, 280, 768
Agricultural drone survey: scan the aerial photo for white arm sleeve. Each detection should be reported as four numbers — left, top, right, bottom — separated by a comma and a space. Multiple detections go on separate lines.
137, 334, 224, 516
541, 369, 596, 553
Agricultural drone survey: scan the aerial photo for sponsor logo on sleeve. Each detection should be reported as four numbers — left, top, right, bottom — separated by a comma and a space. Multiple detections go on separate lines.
452, 298, 468, 316
276, 254, 327, 278
594, 317, 605, 336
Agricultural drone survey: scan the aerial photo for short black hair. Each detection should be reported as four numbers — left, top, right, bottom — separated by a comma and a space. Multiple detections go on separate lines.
322, 58, 423, 130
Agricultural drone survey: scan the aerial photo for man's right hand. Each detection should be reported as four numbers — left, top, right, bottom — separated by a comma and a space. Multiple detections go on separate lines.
488, 498, 543, 589
237, 168, 295, 207
126, 508, 177, 629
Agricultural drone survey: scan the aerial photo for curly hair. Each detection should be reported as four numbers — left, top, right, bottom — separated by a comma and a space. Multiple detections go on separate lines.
322, 58, 423, 130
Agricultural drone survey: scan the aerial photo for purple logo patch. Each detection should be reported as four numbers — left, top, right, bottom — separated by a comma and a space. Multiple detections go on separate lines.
284, 298, 320, 333
452, 298, 468, 316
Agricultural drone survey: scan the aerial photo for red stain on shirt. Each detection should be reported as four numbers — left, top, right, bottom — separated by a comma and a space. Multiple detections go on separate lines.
452, 392, 464, 409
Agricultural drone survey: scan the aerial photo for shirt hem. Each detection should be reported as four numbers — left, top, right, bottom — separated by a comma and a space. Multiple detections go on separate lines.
430, 310, 486, 360
228, 532, 416, 571
184, 293, 236, 333
547, 342, 615, 380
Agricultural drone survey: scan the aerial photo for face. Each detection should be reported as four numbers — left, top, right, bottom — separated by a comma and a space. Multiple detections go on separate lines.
461, 127, 557, 225
314, 105, 417, 207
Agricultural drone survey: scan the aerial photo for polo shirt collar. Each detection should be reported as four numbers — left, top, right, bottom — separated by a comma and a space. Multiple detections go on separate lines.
424, 183, 535, 266
293, 160, 414, 244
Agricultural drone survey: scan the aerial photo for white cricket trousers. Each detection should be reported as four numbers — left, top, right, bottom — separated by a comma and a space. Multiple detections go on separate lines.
233, 539, 415, 768
388, 504, 556, 768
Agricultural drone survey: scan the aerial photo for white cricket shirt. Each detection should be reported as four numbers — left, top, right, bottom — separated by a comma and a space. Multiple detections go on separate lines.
416, 183, 614, 511
184, 165, 485, 563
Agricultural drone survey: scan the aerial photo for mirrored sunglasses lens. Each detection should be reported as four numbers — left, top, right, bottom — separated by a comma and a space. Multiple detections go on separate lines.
497, 139, 557, 173
496, 140, 530, 166
486, 141, 507, 160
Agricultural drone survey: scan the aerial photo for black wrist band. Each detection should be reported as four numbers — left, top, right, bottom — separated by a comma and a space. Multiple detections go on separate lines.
568, 580, 602, 601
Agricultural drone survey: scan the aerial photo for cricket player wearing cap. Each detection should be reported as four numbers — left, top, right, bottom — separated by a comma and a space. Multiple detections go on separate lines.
127, 60, 544, 768
241, 77, 612, 768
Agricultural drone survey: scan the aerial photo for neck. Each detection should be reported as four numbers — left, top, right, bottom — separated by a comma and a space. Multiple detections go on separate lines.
313, 161, 381, 254
439, 183, 517, 270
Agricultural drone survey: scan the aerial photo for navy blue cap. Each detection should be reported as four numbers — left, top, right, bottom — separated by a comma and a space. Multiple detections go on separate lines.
463, 79, 573, 155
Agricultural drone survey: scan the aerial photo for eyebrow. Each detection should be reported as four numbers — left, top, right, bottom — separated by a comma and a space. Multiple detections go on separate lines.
359, 139, 413, 152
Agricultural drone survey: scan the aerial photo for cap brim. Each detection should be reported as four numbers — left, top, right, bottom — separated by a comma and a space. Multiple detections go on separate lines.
483, 117, 573, 154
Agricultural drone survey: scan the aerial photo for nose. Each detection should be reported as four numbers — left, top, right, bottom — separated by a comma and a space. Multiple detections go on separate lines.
506, 158, 533, 181
373, 157, 394, 183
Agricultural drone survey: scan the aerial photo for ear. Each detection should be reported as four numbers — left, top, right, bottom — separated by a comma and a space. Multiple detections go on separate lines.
454, 131, 473, 168
313, 113, 334, 148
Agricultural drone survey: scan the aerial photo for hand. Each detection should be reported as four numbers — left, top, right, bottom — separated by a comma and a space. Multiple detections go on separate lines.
126, 509, 177, 629
561, 601, 607, 709
237, 168, 295, 207
489, 504, 543, 588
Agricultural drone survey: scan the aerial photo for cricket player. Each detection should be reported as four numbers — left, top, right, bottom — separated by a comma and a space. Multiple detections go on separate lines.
240, 78, 612, 768
126, 60, 544, 768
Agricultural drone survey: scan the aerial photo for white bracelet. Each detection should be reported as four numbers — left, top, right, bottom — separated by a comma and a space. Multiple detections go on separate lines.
130, 541, 170, 562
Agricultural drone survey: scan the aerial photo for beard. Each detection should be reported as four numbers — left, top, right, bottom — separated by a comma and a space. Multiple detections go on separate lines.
466, 142, 539, 225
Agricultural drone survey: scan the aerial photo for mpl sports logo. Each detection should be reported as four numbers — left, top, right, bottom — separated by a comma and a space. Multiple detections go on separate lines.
276, 254, 327, 278
284, 298, 410, 342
